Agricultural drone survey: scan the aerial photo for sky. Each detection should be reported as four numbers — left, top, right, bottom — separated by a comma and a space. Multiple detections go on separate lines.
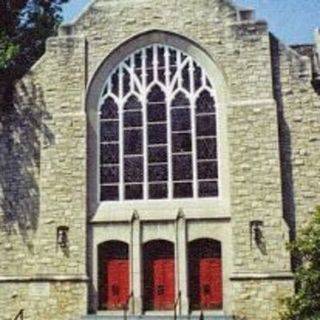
62, 0, 320, 45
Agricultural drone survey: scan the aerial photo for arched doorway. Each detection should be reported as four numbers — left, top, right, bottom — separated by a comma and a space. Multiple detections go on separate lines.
188, 238, 222, 310
98, 241, 129, 310
143, 240, 175, 310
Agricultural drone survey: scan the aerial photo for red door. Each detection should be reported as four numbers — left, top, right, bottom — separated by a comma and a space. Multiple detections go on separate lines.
199, 258, 222, 309
143, 241, 175, 311
104, 258, 129, 310
188, 239, 222, 310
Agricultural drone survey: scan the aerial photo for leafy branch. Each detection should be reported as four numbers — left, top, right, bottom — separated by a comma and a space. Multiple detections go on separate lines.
281, 206, 320, 319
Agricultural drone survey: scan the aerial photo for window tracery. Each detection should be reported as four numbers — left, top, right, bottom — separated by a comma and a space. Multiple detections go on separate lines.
99, 44, 218, 201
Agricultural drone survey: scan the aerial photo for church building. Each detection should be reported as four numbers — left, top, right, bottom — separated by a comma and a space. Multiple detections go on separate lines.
0, 0, 319, 319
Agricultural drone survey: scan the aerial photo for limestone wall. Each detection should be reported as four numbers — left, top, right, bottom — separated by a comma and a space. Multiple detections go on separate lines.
232, 279, 294, 320
0, 73, 42, 276
0, 37, 88, 319
0, 282, 86, 320
270, 35, 320, 232
228, 100, 291, 273
0, 37, 87, 272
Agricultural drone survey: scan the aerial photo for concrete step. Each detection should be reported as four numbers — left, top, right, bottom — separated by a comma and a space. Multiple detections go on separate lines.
82, 315, 233, 320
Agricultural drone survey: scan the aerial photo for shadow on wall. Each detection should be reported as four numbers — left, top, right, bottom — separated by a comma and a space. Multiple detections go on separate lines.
270, 35, 296, 264
0, 74, 54, 250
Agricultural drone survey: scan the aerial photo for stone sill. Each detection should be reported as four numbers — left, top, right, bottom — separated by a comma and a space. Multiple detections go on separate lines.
91, 198, 231, 223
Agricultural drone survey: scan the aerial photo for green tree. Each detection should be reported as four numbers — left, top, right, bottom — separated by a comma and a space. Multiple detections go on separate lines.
0, 0, 69, 99
281, 206, 320, 320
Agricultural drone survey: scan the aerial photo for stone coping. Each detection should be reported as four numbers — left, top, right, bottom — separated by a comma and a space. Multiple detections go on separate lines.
230, 271, 294, 281
228, 98, 276, 107
0, 274, 89, 282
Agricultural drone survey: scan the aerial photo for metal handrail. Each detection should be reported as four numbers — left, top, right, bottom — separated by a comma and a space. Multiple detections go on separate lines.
123, 291, 133, 320
173, 290, 181, 320
13, 309, 24, 320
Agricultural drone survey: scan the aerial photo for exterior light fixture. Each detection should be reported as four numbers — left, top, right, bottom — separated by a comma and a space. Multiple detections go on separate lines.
250, 220, 267, 255
57, 226, 69, 253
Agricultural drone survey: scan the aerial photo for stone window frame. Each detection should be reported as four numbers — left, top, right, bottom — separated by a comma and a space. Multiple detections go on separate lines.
86, 30, 231, 220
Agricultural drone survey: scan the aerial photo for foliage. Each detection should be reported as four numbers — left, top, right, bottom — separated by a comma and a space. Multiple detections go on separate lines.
0, 31, 19, 69
281, 206, 320, 320
0, 0, 69, 83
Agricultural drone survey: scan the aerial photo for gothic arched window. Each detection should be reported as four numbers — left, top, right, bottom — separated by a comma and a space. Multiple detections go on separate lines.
99, 44, 218, 201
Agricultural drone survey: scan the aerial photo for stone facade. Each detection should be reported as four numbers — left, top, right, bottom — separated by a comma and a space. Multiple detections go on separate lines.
0, 1, 319, 320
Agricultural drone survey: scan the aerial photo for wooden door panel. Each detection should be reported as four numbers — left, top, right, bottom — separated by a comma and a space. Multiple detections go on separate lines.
144, 258, 175, 310
105, 259, 129, 310
163, 259, 175, 309
199, 258, 222, 309
153, 259, 164, 310
153, 259, 175, 310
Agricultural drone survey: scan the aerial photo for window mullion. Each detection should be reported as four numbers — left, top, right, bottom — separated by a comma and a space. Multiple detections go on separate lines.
153, 45, 158, 82
130, 55, 134, 92
177, 50, 182, 89
142, 48, 148, 200
119, 65, 124, 201
189, 59, 198, 198
165, 46, 173, 199
200, 63, 206, 91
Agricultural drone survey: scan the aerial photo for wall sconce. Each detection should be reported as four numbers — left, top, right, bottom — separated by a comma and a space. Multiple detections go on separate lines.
57, 226, 69, 253
250, 220, 267, 255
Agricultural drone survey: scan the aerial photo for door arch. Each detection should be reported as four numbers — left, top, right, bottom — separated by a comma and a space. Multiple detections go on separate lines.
188, 238, 222, 310
98, 241, 129, 310
143, 240, 175, 311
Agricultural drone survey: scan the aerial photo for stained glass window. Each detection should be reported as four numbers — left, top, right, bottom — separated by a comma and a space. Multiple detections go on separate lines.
98, 44, 218, 201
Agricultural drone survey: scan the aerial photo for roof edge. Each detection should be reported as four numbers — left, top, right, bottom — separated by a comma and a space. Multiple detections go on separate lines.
59, 0, 257, 33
